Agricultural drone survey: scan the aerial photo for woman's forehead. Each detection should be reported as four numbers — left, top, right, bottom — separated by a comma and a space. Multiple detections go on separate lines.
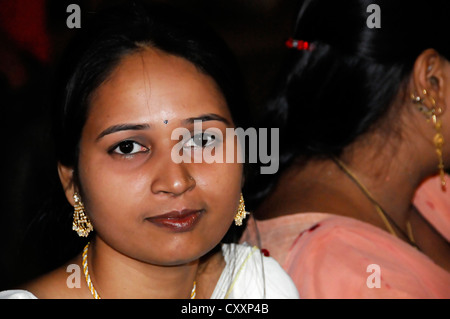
87, 49, 231, 129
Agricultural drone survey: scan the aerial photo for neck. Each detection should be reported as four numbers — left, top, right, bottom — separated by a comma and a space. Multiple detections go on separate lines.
259, 126, 439, 237
86, 237, 199, 299
331, 128, 437, 235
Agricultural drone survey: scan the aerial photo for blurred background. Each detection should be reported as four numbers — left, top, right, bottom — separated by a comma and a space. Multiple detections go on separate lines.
0, 0, 301, 289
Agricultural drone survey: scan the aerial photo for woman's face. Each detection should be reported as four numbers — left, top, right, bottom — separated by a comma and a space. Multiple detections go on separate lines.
66, 49, 243, 265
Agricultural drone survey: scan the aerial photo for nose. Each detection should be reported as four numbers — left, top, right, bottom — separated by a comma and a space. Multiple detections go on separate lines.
150, 153, 196, 196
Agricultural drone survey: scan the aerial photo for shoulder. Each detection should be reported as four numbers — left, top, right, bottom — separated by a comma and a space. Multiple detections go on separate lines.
16, 256, 87, 299
215, 243, 299, 299
413, 174, 450, 241
0, 290, 37, 299
284, 215, 450, 298
258, 249, 300, 299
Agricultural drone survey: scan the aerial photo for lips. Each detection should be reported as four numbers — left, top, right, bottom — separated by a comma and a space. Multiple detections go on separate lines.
146, 209, 204, 232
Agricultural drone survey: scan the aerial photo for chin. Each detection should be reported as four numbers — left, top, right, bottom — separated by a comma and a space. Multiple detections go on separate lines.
149, 252, 207, 267
150, 240, 219, 266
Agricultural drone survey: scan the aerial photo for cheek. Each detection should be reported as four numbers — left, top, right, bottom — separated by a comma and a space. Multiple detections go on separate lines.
77, 159, 157, 261
195, 161, 243, 221
77, 152, 149, 229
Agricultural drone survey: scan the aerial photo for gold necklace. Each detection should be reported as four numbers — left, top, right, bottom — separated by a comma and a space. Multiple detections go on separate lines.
331, 156, 419, 249
82, 242, 197, 299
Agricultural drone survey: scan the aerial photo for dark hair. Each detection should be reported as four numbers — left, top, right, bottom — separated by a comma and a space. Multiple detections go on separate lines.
246, 0, 450, 208
23, 1, 248, 280
55, 1, 247, 171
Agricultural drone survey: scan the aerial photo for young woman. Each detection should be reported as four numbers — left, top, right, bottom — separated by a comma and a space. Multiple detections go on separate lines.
243, 0, 450, 298
0, 2, 298, 299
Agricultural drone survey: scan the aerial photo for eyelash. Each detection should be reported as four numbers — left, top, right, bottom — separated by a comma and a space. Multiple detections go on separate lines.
184, 132, 219, 148
108, 132, 219, 158
109, 140, 150, 157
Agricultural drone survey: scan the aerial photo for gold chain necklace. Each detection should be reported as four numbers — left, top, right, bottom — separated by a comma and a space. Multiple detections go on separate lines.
82, 242, 197, 299
331, 156, 419, 249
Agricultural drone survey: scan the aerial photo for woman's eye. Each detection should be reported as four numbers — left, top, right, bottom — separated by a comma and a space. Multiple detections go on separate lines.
112, 140, 149, 155
184, 133, 217, 148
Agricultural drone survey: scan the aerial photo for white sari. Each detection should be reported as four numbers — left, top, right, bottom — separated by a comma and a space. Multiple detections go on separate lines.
0, 243, 298, 299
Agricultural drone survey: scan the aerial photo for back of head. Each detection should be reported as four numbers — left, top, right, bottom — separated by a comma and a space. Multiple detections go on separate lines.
248, 0, 450, 206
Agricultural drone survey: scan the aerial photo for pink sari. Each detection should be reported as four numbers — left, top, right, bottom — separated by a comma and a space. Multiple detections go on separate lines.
241, 175, 450, 298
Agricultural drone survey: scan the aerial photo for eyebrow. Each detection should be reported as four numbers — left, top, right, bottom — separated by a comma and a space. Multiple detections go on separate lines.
96, 123, 150, 141
183, 113, 231, 125
96, 113, 230, 141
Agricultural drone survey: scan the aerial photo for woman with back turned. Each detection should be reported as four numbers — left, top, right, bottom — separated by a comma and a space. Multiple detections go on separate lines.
243, 0, 450, 298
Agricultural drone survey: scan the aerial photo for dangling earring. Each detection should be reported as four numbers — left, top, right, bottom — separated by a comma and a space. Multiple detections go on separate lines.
72, 192, 93, 237
234, 193, 249, 226
412, 90, 446, 190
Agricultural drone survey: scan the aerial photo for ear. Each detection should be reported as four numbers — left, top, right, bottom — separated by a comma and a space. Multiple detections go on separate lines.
412, 49, 447, 113
57, 162, 76, 206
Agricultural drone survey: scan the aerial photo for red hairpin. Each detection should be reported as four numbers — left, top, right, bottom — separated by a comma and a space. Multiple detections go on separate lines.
285, 38, 310, 50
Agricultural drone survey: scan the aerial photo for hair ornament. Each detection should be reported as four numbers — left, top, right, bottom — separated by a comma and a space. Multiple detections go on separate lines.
285, 38, 310, 50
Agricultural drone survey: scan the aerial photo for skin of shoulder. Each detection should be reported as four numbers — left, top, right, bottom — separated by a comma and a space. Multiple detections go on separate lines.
20, 254, 91, 299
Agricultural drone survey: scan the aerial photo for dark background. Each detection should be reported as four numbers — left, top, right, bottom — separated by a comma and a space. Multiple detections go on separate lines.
0, 0, 301, 290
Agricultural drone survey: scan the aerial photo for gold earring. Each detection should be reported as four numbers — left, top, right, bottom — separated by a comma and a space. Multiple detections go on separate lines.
234, 193, 249, 226
72, 192, 93, 237
412, 90, 446, 190
431, 111, 446, 190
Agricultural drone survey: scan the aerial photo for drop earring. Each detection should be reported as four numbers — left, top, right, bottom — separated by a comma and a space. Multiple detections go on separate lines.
72, 192, 93, 237
234, 193, 249, 226
412, 90, 446, 190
